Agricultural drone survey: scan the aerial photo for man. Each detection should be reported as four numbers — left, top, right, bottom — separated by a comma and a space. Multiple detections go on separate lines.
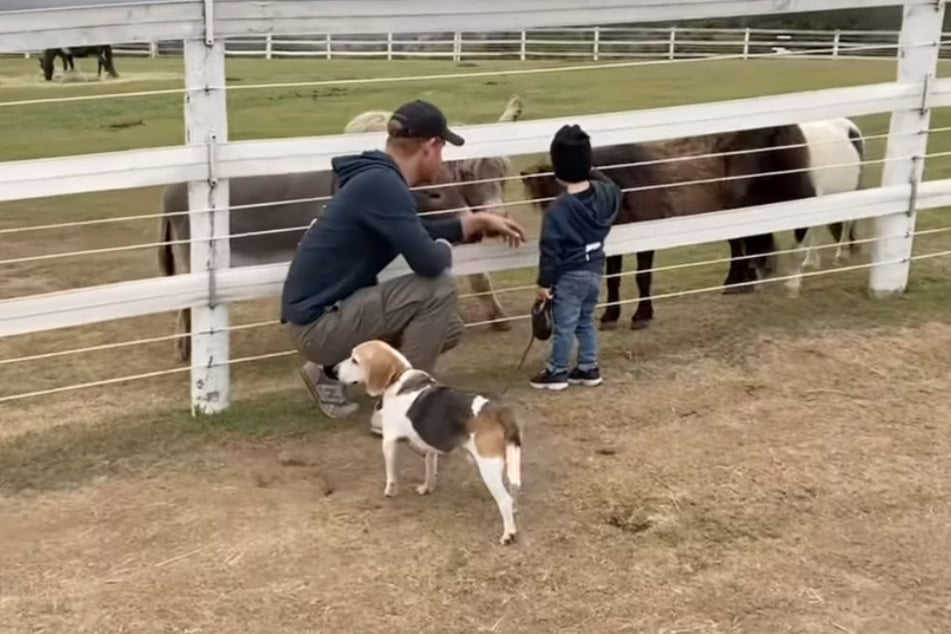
281, 99, 526, 434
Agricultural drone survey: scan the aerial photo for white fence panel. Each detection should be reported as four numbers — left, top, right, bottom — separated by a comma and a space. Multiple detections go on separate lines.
5, 179, 951, 340
6, 78, 951, 205
0, 0, 946, 413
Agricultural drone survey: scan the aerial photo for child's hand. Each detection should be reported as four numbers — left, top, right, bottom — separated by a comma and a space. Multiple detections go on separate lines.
537, 287, 553, 302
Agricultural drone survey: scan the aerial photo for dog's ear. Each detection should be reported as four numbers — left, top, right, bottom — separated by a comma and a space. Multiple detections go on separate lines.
362, 343, 406, 396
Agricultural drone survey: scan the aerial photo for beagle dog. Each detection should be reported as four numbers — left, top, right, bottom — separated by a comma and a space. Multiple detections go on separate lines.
335, 339, 523, 545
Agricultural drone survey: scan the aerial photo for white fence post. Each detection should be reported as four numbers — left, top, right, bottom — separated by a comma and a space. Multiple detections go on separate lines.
593, 25, 600, 61
520, 29, 527, 61
265, 34, 273, 59
742, 27, 751, 59
668, 26, 677, 60
453, 31, 462, 62
869, 1, 945, 296
183, 37, 231, 415
149, 41, 158, 58
325, 33, 332, 60
833, 29, 841, 57
386, 32, 393, 60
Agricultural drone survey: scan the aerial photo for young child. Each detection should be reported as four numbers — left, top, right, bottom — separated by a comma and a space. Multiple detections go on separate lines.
530, 124, 621, 391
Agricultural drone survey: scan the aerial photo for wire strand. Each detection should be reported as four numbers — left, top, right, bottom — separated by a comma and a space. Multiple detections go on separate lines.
3, 245, 950, 404
0, 40, 928, 109
6, 123, 948, 238
4, 146, 946, 265
4, 223, 951, 368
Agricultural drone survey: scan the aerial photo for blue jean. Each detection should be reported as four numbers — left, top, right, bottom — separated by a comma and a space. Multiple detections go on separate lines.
546, 269, 602, 375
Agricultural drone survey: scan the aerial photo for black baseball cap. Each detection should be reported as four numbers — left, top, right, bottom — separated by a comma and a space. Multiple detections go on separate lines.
388, 99, 465, 146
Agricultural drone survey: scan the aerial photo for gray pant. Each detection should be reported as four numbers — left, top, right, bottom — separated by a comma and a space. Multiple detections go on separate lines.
285, 272, 465, 373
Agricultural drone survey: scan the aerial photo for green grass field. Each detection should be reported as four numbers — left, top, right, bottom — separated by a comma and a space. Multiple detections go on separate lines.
3, 55, 951, 632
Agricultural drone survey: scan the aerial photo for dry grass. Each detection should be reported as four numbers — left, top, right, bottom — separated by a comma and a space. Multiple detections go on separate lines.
4, 55, 951, 632
3, 317, 951, 633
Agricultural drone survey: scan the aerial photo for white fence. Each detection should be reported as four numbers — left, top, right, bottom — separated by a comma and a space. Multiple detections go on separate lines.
0, 0, 948, 414
23, 26, 950, 62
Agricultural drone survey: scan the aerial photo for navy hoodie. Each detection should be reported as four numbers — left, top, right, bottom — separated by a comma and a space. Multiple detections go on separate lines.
281, 150, 461, 325
536, 179, 621, 288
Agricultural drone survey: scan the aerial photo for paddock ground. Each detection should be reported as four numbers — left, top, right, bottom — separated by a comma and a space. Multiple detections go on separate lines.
2, 56, 951, 633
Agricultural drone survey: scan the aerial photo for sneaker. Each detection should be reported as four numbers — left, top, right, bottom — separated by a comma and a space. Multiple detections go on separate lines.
299, 361, 359, 418
568, 367, 603, 387
529, 368, 569, 391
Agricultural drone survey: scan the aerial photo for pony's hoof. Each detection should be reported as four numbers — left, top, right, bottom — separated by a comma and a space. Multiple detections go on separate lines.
631, 319, 651, 331
723, 284, 754, 295
599, 320, 619, 331
489, 318, 512, 332
500, 531, 517, 546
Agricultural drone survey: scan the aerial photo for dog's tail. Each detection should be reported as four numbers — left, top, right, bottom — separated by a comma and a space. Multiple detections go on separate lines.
498, 406, 522, 497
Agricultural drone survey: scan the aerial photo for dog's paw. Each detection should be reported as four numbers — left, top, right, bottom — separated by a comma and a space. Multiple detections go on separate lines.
383, 482, 397, 497
499, 531, 517, 546
416, 483, 432, 496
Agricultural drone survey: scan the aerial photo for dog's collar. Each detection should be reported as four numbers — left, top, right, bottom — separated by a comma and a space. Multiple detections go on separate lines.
395, 368, 437, 395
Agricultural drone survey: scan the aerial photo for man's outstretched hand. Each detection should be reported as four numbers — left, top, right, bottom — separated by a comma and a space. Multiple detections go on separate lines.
463, 213, 526, 248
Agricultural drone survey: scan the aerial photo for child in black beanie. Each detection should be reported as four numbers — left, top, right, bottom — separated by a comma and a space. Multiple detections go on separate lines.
530, 124, 621, 390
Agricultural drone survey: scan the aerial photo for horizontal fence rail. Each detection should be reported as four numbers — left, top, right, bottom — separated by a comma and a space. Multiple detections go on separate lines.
5, 178, 951, 339
3, 77, 951, 203
0, 0, 927, 53
8, 26, 950, 62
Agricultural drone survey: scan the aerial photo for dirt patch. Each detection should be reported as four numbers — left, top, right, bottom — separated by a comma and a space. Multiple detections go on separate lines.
2, 322, 951, 632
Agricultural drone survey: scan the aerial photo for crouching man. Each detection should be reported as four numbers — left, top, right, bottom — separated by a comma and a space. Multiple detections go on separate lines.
280, 99, 526, 434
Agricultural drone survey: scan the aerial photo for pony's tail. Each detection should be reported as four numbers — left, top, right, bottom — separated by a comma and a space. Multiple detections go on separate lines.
845, 119, 866, 249
158, 213, 174, 277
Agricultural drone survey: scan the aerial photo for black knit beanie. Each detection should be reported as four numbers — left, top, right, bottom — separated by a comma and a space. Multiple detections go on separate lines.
550, 124, 592, 183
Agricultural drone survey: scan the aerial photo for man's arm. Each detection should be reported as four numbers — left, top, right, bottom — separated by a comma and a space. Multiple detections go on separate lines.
360, 173, 452, 278
422, 217, 463, 243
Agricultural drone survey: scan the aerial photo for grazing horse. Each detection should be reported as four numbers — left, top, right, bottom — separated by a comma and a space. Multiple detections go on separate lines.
520, 118, 865, 331
159, 96, 524, 361
40, 45, 118, 81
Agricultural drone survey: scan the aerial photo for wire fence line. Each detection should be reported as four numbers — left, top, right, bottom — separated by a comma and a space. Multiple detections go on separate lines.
4, 122, 941, 240
0, 150, 910, 267
5, 240, 951, 405
4, 221, 951, 370
8, 26, 951, 63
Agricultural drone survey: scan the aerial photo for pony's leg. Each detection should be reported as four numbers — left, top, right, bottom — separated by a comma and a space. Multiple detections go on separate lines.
800, 226, 822, 270
832, 219, 854, 265
599, 255, 622, 330
467, 272, 510, 331
176, 308, 192, 362
723, 238, 753, 294
785, 227, 810, 297
631, 250, 654, 330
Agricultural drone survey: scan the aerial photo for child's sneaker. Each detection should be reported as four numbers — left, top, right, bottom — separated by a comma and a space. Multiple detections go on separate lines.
568, 367, 603, 387
530, 368, 569, 391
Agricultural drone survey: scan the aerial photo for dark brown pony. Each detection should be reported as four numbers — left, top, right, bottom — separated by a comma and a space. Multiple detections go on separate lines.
40, 46, 118, 81
520, 125, 817, 331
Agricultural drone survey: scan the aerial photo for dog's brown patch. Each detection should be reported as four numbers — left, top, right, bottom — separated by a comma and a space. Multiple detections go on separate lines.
467, 404, 521, 458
